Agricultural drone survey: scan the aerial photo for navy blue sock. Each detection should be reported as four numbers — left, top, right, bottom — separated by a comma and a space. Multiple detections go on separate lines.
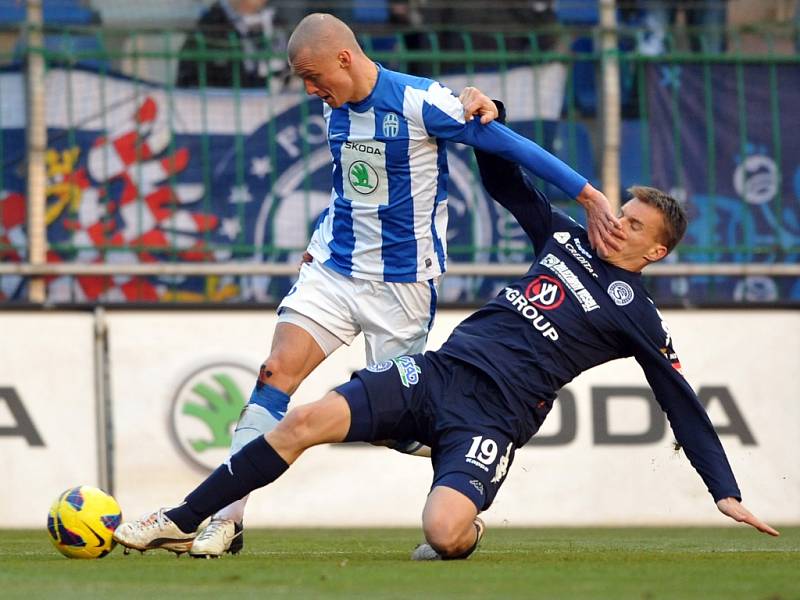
166, 436, 289, 533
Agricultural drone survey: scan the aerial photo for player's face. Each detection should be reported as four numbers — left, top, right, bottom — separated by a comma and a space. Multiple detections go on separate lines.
602, 198, 668, 266
291, 48, 354, 108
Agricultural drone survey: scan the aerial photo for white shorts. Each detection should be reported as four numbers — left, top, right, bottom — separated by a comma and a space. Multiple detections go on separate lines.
277, 259, 439, 365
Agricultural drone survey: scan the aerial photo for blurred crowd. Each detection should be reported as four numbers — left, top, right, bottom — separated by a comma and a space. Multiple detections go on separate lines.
0, 0, 797, 88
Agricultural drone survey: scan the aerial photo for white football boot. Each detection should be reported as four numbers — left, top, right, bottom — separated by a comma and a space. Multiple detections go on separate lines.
411, 517, 485, 561
113, 508, 196, 554
189, 517, 244, 558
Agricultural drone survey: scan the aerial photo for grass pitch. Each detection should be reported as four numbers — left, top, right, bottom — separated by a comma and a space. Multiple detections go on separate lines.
1, 527, 797, 599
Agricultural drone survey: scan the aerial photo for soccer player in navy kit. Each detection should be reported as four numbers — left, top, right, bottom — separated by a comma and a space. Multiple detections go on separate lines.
115, 94, 778, 559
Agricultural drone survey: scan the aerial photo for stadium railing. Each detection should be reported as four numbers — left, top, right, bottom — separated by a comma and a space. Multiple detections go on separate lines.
1, 13, 798, 306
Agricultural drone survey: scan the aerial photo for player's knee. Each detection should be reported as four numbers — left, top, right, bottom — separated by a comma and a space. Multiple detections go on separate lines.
271, 404, 315, 449
423, 515, 469, 558
262, 348, 306, 384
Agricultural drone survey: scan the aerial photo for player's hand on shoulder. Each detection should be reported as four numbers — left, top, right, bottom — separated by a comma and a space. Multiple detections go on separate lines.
459, 86, 498, 125
576, 183, 625, 256
716, 497, 780, 536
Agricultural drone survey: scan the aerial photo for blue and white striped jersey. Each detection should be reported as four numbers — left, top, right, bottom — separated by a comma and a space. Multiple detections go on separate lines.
307, 64, 588, 283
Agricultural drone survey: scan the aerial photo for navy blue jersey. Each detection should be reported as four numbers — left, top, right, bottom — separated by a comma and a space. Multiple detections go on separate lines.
438, 139, 742, 503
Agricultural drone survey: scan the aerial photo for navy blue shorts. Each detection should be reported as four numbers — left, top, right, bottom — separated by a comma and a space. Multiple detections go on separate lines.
335, 352, 517, 511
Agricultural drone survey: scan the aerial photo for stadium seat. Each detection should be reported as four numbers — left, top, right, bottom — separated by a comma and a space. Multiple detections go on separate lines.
353, 0, 390, 24
0, 1, 98, 25
554, 0, 599, 25
620, 119, 647, 190
14, 33, 108, 70
353, 0, 395, 54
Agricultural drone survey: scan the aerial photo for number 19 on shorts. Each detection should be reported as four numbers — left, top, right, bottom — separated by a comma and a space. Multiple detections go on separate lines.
465, 436, 498, 466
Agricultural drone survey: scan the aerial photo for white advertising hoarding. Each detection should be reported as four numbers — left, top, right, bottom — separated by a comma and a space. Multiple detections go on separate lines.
107, 309, 799, 527
0, 313, 98, 527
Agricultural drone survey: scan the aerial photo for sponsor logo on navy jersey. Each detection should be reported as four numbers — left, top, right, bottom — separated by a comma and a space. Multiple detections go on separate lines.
490, 442, 513, 484
367, 360, 394, 373
607, 280, 635, 306
502, 287, 559, 341
525, 275, 565, 310
540, 254, 599, 312
469, 479, 485, 496
553, 231, 570, 244
573, 237, 593, 259
393, 356, 422, 387
552, 232, 598, 278
382, 112, 399, 138
655, 310, 683, 372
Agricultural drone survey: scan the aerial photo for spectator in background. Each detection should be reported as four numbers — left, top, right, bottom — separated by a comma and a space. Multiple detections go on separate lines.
636, 0, 729, 55
177, 0, 288, 89
412, 0, 557, 74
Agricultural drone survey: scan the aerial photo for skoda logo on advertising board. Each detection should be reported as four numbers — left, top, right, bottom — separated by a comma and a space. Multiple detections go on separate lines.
169, 362, 258, 473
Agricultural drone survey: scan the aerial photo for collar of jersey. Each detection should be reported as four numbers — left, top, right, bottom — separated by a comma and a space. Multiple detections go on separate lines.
346, 62, 384, 113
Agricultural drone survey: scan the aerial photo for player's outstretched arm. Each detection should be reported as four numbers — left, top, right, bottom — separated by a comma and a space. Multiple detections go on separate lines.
716, 497, 780, 536
453, 86, 623, 253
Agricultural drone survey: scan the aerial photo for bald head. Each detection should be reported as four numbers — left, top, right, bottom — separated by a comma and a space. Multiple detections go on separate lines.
288, 13, 364, 62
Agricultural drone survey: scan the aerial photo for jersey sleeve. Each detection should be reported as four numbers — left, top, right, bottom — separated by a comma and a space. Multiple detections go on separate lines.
634, 345, 742, 503
419, 82, 588, 199
473, 132, 554, 252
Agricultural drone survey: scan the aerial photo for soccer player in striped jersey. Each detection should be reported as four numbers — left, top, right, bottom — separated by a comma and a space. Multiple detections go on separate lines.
188, 13, 624, 557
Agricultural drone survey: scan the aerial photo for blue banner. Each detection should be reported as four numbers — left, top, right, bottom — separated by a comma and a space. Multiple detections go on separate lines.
647, 62, 800, 303
3, 65, 797, 305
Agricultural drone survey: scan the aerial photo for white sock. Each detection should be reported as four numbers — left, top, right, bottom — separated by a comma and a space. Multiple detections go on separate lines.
214, 403, 282, 523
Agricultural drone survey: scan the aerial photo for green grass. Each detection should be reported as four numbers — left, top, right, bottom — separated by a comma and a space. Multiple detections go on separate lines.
0, 527, 798, 600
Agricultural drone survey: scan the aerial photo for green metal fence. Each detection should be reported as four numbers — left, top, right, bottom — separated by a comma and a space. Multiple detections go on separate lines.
1, 23, 799, 305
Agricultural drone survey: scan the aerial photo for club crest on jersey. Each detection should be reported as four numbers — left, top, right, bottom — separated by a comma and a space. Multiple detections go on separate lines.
382, 112, 400, 138
348, 161, 379, 194
553, 231, 570, 244
607, 280, 635, 306
525, 275, 565, 310
393, 356, 422, 387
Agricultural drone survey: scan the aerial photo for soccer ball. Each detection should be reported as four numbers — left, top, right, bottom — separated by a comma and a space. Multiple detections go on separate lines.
47, 485, 122, 559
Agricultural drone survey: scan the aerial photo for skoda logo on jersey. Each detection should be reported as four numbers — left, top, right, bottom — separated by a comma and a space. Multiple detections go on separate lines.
169, 362, 258, 474
525, 275, 565, 310
607, 281, 635, 306
382, 112, 400, 138
553, 231, 570, 244
348, 161, 379, 194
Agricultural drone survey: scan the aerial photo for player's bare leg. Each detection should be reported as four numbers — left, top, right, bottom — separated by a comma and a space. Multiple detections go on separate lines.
191, 323, 326, 557
266, 391, 352, 462
414, 486, 484, 560
115, 392, 352, 554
